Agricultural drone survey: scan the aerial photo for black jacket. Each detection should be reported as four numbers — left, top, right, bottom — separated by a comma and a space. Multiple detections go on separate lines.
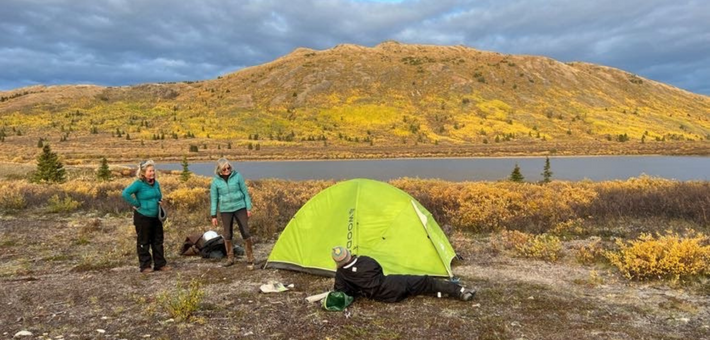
334, 255, 462, 303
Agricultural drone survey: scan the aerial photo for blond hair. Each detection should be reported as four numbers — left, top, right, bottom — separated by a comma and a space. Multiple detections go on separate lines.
136, 160, 156, 180
215, 158, 232, 175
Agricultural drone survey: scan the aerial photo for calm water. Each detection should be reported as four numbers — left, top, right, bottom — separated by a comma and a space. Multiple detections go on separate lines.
156, 156, 709, 182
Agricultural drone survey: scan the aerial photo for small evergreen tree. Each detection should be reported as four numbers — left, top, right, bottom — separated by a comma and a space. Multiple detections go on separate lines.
509, 163, 524, 183
541, 157, 553, 183
97, 157, 111, 181
33, 144, 66, 183
180, 156, 191, 182
37, 138, 44, 148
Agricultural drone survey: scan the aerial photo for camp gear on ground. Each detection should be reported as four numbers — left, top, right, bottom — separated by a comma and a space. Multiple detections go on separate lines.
335, 255, 465, 303
322, 291, 354, 311
180, 231, 244, 259
265, 178, 456, 278
134, 211, 166, 271
203, 230, 219, 241
210, 171, 252, 216
259, 281, 291, 293
305, 291, 330, 303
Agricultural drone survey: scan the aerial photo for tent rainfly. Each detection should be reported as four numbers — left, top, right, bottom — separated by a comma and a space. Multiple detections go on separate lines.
264, 178, 456, 278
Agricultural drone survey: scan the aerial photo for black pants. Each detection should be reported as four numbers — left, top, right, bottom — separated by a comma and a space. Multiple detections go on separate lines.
134, 211, 167, 270
220, 208, 250, 241
374, 275, 462, 302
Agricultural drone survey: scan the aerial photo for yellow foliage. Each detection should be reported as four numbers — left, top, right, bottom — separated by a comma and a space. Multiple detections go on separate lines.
575, 238, 606, 265
157, 277, 205, 322
491, 230, 562, 262
605, 232, 710, 281
47, 194, 81, 213
165, 187, 208, 211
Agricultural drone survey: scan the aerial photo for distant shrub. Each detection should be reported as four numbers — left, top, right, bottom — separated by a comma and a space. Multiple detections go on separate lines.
606, 232, 710, 282
165, 187, 208, 211
0, 191, 27, 211
47, 194, 81, 213
575, 238, 606, 265
491, 230, 562, 262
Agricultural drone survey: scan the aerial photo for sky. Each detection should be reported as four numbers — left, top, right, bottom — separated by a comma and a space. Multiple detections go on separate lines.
1, 0, 709, 95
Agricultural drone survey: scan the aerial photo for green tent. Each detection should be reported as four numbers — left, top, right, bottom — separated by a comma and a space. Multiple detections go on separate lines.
265, 178, 456, 278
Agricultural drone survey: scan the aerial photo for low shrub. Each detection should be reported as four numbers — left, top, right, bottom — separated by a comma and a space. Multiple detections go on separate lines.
490, 230, 562, 262
157, 277, 205, 322
605, 232, 710, 281
575, 238, 606, 265
47, 194, 81, 213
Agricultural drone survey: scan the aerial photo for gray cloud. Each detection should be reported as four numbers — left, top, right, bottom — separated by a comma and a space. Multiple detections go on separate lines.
1, 0, 708, 95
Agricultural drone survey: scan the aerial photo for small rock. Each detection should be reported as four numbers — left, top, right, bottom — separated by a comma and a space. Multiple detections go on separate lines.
675, 318, 690, 324
97, 329, 106, 334
101, 316, 109, 320
511, 321, 521, 327
13, 330, 32, 338
244, 331, 253, 336
527, 296, 534, 300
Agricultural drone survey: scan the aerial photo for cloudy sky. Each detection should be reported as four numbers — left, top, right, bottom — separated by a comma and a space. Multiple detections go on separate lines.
1, 0, 709, 95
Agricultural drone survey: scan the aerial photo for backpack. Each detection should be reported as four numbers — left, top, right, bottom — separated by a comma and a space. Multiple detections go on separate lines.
199, 236, 227, 259
180, 231, 226, 258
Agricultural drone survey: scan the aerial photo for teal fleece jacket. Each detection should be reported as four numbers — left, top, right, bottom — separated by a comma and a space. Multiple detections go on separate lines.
210, 171, 252, 216
122, 179, 163, 218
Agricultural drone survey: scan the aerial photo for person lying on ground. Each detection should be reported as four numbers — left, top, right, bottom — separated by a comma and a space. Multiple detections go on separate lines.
331, 246, 476, 303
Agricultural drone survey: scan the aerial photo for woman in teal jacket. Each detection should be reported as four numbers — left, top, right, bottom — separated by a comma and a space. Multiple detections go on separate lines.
210, 158, 254, 268
122, 160, 170, 273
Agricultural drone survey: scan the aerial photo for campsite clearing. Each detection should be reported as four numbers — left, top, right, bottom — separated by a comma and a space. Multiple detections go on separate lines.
1, 214, 707, 339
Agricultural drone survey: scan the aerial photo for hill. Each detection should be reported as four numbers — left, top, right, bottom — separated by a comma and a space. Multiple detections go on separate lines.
1, 41, 709, 162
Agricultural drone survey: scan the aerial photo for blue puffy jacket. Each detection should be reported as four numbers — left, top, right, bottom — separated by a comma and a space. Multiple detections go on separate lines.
122, 180, 163, 218
210, 171, 252, 216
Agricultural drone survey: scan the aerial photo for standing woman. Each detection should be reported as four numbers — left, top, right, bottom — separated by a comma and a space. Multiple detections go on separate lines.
122, 160, 170, 273
210, 158, 254, 268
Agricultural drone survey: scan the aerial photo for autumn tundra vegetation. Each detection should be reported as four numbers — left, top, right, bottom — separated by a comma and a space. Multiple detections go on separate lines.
1, 41, 709, 338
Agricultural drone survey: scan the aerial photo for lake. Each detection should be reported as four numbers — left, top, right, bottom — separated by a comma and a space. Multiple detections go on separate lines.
155, 156, 709, 182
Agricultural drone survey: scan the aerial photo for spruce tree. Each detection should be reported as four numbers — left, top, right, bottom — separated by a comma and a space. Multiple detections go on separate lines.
509, 163, 524, 183
97, 157, 111, 181
541, 157, 553, 183
180, 156, 191, 182
33, 144, 66, 183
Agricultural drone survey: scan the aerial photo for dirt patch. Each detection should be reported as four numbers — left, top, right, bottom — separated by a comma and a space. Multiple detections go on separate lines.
1, 215, 708, 339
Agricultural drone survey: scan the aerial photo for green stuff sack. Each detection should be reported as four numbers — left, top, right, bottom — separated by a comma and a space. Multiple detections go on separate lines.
322, 291, 354, 311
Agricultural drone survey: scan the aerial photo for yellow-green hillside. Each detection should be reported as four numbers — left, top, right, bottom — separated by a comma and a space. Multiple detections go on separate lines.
1, 41, 709, 162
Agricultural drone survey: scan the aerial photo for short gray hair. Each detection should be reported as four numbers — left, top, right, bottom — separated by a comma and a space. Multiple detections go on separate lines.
215, 158, 232, 175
